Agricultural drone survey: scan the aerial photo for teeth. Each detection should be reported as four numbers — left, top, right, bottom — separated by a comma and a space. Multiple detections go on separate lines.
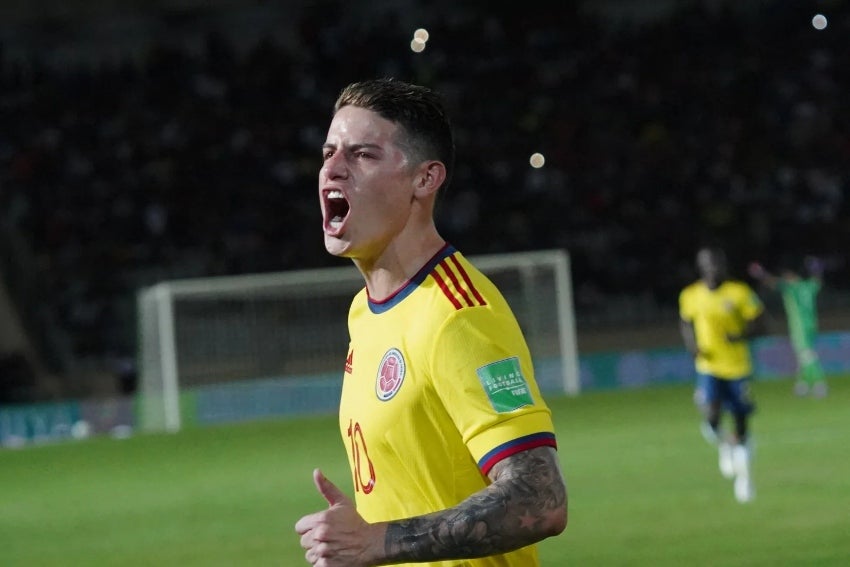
330, 217, 343, 228
327, 190, 344, 199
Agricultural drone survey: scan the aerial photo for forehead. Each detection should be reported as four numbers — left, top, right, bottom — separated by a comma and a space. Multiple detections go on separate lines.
325, 105, 400, 146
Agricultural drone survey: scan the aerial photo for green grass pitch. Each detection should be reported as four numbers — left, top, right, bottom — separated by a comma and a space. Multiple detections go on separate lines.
1, 376, 848, 566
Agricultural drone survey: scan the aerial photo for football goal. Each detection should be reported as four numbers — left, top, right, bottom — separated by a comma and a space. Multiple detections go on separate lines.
136, 249, 578, 433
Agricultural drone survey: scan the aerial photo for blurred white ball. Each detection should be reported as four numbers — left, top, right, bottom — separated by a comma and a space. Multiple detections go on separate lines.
529, 152, 545, 168
812, 14, 827, 30
414, 28, 430, 42
71, 420, 91, 439
410, 38, 426, 53
110, 425, 133, 439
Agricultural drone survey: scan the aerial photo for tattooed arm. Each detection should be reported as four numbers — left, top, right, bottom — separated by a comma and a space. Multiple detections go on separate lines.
383, 445, 567, 563
295, 447, 567, 566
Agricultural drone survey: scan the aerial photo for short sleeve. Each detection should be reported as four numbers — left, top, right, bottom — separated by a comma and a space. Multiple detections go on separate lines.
738, 284, 764, 321
427, 307, 555, 472
679, 287, 694, 321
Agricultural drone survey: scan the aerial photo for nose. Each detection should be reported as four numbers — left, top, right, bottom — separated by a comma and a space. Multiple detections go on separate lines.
321, 151, 348, 180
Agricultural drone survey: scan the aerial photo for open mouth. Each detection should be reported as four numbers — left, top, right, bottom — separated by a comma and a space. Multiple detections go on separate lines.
325, 189, 350, 232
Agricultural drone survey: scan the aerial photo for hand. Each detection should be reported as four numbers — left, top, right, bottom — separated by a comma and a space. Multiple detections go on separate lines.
747, 262, 765, 280
726, 332, 744, 343
294, 469, 382, 567
804, 255, 824, 277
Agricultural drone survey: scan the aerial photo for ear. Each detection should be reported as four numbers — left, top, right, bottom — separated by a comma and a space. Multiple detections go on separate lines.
413, 160, 446, 199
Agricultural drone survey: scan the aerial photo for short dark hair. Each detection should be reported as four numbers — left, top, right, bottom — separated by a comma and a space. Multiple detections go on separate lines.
334, 78, 455, 191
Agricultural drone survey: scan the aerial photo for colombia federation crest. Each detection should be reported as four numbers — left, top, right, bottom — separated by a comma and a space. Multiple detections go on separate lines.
376, 348, 406, 401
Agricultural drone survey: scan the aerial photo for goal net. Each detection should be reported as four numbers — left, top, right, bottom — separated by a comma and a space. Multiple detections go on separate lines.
136, 249, 578, 433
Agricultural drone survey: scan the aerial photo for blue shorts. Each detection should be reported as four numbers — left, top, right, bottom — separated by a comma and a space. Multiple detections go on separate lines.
694, 373, 755, 415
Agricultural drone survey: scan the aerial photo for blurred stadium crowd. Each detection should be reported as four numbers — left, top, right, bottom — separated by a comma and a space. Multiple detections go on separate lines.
0, 0, 848, 399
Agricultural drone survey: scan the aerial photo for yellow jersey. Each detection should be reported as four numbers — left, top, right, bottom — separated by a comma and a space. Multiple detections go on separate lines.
679, 279, 764, 379
339, 244, 557, 567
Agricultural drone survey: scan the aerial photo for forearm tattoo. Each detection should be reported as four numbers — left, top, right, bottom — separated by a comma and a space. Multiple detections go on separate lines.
384, 446, 566, 562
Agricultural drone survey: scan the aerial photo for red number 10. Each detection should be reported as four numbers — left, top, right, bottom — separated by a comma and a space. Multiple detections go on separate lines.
347, 420, 376, 494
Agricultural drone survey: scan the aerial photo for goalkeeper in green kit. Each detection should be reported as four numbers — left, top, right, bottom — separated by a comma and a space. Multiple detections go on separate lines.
748, 256, 827, 397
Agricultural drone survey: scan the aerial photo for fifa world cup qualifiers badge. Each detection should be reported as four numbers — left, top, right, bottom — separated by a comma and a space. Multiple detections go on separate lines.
376, 348, 406, 401
477, 357, 534, 412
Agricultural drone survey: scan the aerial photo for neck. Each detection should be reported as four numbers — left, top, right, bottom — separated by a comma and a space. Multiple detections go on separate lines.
354, 226, 445, 301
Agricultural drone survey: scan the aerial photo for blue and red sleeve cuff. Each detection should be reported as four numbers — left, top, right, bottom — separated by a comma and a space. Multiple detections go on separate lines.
477, 432, 558, 476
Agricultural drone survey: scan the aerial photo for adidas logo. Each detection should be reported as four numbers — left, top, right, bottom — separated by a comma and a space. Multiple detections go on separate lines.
344, 350, 353, 374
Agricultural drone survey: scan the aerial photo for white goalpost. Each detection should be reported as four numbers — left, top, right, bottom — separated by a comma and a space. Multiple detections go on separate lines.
136, 249, 579, 433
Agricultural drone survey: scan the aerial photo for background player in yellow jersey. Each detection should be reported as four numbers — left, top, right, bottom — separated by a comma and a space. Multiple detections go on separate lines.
295, 78, 567, 566
679, 247, 766, 503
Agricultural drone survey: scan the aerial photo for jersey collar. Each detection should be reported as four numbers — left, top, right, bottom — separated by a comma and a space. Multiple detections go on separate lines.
367, 243, 456, 314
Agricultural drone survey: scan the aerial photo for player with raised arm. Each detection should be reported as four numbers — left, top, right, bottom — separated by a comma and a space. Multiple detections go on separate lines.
679, 247, 766, 503
294, 78, 567, 566
748, 256, 827, 397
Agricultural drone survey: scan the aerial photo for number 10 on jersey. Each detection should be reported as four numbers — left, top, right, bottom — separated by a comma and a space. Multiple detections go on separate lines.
347, 419, 376, 494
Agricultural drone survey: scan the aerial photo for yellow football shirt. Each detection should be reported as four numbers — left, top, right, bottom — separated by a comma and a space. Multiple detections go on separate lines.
679, 280, 764, 379
339, 245, 557, 567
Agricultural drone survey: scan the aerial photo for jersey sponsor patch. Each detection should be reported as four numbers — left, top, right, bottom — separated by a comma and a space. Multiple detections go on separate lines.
476, 357, 534, 412
376, 348, 406, 401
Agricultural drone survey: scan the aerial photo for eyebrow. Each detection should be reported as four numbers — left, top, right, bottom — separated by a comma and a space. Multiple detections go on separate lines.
322, 142, 384, 152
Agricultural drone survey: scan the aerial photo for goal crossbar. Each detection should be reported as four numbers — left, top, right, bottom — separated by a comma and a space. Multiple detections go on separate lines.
137, 249, 579, 433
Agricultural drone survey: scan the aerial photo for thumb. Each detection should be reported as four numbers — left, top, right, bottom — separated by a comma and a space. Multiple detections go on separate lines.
313, 468, 349, 507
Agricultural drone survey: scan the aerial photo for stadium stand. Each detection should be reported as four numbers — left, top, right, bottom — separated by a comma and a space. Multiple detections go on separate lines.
0, 0, 848, 400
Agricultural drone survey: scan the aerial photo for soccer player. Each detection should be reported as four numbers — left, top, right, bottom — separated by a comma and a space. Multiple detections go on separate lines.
294, 78, 567, 566
748, 256, 827, 397
679, 247, 766, 503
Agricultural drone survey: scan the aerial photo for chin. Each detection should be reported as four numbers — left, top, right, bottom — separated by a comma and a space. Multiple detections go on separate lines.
324, 235, 351, 258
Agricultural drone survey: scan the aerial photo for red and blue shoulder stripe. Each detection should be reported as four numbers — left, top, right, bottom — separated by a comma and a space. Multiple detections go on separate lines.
367, 243, 487, 314
430, 246, 487, 310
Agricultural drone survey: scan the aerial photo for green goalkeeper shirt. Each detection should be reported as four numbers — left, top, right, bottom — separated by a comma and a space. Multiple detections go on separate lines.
777, 278, 820, 350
